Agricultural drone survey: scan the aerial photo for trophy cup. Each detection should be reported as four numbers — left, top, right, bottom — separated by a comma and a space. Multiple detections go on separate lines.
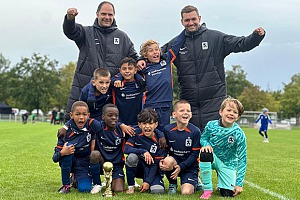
102, 162, 113, 197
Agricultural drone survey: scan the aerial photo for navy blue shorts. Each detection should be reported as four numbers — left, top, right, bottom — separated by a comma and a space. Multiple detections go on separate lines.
101, 163, 125, 181
135, 161, 164, 187
152, 107, 171, 132
165, 167, 198, 187
179, 168, 198, 187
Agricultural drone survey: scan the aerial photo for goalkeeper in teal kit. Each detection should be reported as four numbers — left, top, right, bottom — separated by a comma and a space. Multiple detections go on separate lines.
199, 97, 246, 199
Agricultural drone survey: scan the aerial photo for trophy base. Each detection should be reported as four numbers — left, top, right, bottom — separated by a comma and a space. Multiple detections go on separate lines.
102, 193, 114, 197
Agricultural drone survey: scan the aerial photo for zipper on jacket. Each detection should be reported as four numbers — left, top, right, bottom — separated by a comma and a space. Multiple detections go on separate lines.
78, 57, 88, 72
192, 35, 202, 128
102, 34, 107, 68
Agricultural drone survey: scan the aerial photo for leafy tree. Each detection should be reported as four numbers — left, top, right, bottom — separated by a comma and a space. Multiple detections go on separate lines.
238, 85, 279, 112
226, 65, 253, 98
280, 73, 300, 119
10, 53, 59, 114
0, 54, 11, 104
54, 62, 76, 110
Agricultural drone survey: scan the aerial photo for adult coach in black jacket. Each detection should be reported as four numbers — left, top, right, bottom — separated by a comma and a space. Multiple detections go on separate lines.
63, 1, 138, 119
161, 5, 265, 131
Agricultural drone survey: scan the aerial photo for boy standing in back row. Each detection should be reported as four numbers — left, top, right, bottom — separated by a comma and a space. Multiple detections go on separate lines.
111, 57, 145, 128
138, 30, 186, 132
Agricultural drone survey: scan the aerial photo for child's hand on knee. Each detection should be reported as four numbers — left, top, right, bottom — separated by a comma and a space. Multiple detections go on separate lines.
170, 165, 181, 179
143, 152, 154, 165
61, 142, 75, 156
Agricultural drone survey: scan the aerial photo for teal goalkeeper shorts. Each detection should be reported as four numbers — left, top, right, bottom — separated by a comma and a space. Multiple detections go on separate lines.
212, 154, 236, 191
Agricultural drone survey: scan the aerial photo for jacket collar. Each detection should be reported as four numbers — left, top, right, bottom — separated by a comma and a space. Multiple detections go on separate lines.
93, 18, 118, 33
185, 23, 207, 38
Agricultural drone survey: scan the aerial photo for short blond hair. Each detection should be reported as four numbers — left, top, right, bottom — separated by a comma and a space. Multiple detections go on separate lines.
139, 40, 160, 57
220, 97, 244, 117
93, 68, 111, 80
173, 99, 190, 112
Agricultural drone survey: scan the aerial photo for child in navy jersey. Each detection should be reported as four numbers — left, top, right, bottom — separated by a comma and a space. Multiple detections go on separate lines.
112, 57, 166, 147
79, 68, 112, 121
111, 57, 145, 129
52, 101, 96, 194
59, 67, 134, 138
124, 108, 165, 194
159, 100, 201, 195
138, 30, 185, 131
255, 108, 272, 143
89, 104, 126, 193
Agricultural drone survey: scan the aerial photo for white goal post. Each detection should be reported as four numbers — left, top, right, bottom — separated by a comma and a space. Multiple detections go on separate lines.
238, 111, 291, 130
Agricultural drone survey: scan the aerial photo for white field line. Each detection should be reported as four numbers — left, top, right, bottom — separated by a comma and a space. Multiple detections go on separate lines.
245, 180, 294, 200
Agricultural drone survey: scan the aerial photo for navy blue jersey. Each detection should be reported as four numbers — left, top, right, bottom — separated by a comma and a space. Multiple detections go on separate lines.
111, 77, 144, 126
95, 121, 125, 165
124, 128, 165, 184
163, 123, 201, 171
54, 119, 96, 159
79, 81, 112, 121
141, 30, 185, 108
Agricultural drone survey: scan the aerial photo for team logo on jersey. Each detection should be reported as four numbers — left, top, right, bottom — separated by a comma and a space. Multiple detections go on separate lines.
228, 136, 235, 144
202, 42, 208, 50
160, 60, 167, 66
114, 37, 120, 44
150, 144, 157, 153
115, 137, 121, 145
86, 133, 91, 143
185, 137, 192, 147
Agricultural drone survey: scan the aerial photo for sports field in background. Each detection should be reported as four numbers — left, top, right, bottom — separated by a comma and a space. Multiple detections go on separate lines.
0, 122, 299, 200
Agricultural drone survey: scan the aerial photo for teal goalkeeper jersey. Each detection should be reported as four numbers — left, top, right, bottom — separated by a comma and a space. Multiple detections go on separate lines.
200, 120, 247, 187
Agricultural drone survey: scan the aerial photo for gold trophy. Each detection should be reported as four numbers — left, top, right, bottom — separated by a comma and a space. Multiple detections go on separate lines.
102, 162, 113, 197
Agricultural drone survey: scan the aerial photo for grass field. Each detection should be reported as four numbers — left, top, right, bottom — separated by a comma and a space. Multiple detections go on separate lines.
0, 122, 299, 200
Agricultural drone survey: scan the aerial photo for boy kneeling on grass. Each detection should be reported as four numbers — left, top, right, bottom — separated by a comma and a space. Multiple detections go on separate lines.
124, 108, 165, 194
159, 100, 201, 195
52, 101, 98, 194
199, 97, 246, 199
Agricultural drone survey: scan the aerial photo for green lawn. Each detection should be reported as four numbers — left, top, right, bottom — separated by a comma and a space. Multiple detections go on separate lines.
0, 122, 298, 200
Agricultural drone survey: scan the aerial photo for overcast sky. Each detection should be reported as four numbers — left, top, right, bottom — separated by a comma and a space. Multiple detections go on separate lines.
1, 0, 299, 91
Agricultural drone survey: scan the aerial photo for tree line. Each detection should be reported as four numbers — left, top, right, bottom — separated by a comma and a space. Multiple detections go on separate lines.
0, 53, 299, 122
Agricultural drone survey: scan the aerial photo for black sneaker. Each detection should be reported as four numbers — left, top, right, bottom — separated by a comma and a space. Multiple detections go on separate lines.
58, 185, 71, 194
